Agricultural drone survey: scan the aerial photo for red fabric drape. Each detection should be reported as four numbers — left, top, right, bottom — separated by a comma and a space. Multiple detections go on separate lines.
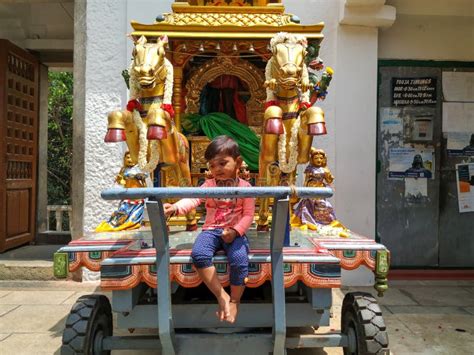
233, 90, 247, 124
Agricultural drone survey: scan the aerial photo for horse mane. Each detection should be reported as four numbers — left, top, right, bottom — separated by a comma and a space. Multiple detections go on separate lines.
270, 32, 308, 51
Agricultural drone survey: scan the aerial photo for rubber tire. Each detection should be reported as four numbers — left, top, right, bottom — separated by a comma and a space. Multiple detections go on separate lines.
341, 292, 389, 355
61, 294, 113, 355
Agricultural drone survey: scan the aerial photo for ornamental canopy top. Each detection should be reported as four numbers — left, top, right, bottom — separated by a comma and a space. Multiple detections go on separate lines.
181, 0, 282, 6
130, 0, 324, 40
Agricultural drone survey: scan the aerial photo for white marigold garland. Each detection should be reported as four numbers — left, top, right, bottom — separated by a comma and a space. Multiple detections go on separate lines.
132, 109, 160, 173
128, 61, 140, 100
278, 116, 300, 173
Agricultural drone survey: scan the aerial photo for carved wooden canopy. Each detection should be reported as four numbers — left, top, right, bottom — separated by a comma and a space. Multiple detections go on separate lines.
185, 56, 265, 127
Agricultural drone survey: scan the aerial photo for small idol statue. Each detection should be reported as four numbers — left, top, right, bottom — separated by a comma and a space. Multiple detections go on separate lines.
96, 152, 147, 232
292, 148, 337, 228
239, 160, 251, 182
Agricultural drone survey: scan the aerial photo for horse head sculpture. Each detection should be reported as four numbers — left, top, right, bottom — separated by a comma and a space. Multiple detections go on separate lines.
103, 35, 197, 230
132, 35, 167, 90
257, 32, 327, 231
104, 35, 174, 144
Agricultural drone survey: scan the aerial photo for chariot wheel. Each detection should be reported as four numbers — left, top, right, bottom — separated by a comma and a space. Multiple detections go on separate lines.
61, 294, 113, 355
341, 292, 389, 355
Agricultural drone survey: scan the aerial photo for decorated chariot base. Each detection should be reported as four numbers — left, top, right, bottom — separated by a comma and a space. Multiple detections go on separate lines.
56, 226, 389, 295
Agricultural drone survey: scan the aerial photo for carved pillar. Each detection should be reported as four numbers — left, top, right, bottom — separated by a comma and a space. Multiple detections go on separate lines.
173, 66, 183, 131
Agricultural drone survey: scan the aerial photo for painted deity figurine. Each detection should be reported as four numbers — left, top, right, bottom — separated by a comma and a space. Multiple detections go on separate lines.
96, 152, 147, 232
239, 160, 251, 182
292, 148, 336, 229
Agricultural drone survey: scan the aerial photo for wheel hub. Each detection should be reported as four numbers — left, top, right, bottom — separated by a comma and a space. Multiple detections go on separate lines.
93, 329, 105, 355
347, 325, 357, 353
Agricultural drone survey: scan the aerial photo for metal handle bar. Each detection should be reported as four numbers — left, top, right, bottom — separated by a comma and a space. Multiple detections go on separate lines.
101, 186, 333, 201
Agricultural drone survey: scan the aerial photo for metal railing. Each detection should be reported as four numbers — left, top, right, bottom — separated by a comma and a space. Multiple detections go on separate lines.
101, 186, 333, 355
47, 205, 72, 232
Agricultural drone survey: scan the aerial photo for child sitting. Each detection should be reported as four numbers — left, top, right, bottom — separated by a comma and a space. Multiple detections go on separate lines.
164, 136, 255, 323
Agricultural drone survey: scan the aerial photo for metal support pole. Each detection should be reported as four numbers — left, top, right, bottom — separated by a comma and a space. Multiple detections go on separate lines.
270, 198, 289, 355
146, 200, 176, 355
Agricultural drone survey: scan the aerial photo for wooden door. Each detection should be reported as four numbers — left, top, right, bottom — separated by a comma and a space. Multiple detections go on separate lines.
0, 40, 39, 252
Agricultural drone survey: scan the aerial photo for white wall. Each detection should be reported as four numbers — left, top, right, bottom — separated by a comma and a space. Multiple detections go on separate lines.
285, 0, 339, 186
77, 0, 129, 233
379, 0, 474, 61
335, 24, 378, 237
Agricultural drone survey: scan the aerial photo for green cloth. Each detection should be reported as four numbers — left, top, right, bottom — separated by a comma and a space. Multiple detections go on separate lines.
182, 112, 260, 170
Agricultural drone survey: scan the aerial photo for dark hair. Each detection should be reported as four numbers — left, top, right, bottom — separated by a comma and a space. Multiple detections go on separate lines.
204, 135, 240, 161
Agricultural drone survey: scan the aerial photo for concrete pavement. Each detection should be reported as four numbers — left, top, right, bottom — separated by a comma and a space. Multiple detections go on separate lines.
0, 280, 473, 354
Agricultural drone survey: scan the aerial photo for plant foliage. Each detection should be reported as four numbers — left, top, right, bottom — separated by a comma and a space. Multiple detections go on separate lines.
47, 71, 73, 205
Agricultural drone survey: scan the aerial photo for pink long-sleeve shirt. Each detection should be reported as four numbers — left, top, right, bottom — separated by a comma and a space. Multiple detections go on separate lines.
173, 178, 255, 236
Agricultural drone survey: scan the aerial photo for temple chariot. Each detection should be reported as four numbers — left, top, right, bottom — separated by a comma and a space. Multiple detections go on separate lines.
56, 1, 390, 354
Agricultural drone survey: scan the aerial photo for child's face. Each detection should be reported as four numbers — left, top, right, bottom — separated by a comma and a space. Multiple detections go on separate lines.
208, 154, 242, 181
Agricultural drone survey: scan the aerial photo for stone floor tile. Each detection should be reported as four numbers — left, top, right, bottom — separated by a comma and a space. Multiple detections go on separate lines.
392, 313, 474, 352
464, 307, 474, 315
463, 286, 474, 294
0, 290, 75, 305
346, 286, 418, 306
383, 315, 433, 355
60, 291, 110, 305
0, 333, 11, 341
386, 305, 471, 315
418, 280, 474, 287
332, 289, 344, 305
0, 304, 19, 317
0, 333, 62, 354
398, 286, 474, 306
0, 304, 71, 333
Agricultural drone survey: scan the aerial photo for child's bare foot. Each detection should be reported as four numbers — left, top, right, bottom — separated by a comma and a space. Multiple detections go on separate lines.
216, 292, 230, 322
226, 300, 240, 324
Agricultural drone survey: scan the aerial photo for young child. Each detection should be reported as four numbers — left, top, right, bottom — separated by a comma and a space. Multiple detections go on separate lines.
163, 136, 255, 323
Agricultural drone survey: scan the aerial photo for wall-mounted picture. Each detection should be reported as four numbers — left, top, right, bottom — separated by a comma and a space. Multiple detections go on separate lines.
388, 147, 435, 179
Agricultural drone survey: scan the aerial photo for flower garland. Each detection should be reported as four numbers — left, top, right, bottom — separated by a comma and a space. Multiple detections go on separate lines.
127, 53, 172, 173
278, 116, 300, 173
132, 109, 160, 173
128, 61, 141, 100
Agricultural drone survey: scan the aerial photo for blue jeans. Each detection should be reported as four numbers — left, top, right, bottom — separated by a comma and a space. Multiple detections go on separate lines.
191, 229, 249, 286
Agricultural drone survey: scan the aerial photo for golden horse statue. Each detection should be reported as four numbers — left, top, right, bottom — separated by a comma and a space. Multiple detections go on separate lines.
257, 33, 327, 231
104, 35, 197, 230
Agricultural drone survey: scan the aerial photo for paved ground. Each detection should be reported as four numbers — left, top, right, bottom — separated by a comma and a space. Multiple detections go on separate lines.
0, 280, 473, 354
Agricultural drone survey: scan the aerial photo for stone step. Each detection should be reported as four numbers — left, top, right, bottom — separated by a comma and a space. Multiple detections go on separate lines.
0, 245, 63, 281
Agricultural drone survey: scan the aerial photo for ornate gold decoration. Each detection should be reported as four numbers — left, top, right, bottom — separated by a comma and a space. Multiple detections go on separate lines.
188, 136, 210, 174
105, 36, 196, 229
158, 12, 294, 27
185, 56, 266, 127
258, 33, 326, 230
172, 40, 271, 66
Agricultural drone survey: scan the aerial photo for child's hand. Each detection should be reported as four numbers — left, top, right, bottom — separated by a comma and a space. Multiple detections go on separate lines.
221, 228, 238, 244
163, 203, 176, 217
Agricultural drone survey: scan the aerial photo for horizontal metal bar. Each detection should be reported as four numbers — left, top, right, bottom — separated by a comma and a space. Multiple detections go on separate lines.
102, 333, 348, 351
117, 303, 329, 329
103, 333, 274, 352
101, 254, 341, 266
318, 243, 387, 250
103, 336, 161, 350
286, 333, 349, 348
101, 186, 333, 201
58, 245, 128, 252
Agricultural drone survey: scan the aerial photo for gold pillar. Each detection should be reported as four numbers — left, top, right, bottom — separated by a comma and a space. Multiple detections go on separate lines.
173, 66, 183, 131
